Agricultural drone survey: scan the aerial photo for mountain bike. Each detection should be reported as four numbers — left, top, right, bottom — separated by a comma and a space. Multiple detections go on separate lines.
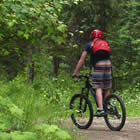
69, 74, 126, 131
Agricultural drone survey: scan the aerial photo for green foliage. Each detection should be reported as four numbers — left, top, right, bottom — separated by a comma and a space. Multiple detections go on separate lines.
0, 95, 24, 131
10, 131, 37, 140
0, 124, 73, 140
117, 84, 140, 117
0, 0, 69, 79
35, 124, 72, 140
0, 131, 37, 140
0, 132, 11, 140
0, 0, 67, 42
0, 72, 140, 139
0, 74, 77, 139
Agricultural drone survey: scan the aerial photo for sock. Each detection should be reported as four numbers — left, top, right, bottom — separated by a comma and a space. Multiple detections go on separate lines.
97, 108, 104, 111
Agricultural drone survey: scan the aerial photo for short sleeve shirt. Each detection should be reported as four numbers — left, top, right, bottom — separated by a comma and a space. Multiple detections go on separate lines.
83, 42, 111, 68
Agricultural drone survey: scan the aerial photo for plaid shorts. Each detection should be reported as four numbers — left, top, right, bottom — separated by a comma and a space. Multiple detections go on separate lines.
92, 60, 112, 89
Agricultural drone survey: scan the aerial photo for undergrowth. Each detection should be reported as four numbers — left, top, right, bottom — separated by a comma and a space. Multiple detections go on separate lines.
0, 73, 139, 139
0, 73, 80, 140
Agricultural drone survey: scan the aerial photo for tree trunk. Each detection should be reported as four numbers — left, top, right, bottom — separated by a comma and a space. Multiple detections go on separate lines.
27, 45, 34, 83
52, 56, 60, 77
99, 0, 106, 32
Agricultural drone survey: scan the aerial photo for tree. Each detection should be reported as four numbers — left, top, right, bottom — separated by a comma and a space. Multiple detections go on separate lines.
0, 0, 68, 81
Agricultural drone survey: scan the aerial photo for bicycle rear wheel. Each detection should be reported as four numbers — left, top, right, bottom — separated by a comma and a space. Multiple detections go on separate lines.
70, 94, 93, 129
104, 94, 126, 131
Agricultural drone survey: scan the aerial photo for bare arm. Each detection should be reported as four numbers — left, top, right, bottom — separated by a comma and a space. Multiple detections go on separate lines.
73, 51, 87, 76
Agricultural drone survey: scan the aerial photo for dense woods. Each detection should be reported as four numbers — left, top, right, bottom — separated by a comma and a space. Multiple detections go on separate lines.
0, 0, 139, 90
0, 0, 140, 139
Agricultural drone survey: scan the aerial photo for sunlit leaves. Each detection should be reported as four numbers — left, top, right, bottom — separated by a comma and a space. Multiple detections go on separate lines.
35, 124, 72, 140
57, 24, 67, 33
0, 0, 69, 45
0, 0, 71, 78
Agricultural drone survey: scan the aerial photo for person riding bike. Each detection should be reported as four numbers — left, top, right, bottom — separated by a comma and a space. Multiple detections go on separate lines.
72, 29, 112, 116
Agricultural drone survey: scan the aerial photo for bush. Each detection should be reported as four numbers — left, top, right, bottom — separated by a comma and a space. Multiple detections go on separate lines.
34, 124, 72, 140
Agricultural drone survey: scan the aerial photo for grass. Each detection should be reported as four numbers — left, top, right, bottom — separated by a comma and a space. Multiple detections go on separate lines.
0, 74, 140, 139
125, 98, 140, 117
117, 89, 140, 118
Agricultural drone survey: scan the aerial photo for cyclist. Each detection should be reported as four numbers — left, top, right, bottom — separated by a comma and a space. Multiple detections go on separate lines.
72, 29, 112, 116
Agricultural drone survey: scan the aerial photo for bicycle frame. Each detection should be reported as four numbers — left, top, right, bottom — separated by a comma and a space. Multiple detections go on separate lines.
80, 75, 98, 107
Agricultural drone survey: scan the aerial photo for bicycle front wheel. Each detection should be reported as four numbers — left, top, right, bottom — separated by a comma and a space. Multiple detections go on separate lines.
70, 94, 93, 129
104, 94, 126, 131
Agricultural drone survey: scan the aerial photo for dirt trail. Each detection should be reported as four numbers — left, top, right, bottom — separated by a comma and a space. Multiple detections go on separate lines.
62, 118, 140, 140
77, 118, 140, 140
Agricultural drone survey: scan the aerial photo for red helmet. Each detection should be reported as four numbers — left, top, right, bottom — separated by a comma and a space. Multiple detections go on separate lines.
91, 29, 103, 38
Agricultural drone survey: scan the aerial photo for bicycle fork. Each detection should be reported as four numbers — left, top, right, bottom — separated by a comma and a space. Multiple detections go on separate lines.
79, 88, 89, 113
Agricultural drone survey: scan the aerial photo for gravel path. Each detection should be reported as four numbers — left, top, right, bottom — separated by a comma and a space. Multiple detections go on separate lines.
61, 118, 140, 140
77, 118, 140, 140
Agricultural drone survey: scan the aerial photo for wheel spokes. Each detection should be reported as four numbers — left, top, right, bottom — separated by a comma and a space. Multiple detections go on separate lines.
70, 94, 93, 129
104, 95, 126, 130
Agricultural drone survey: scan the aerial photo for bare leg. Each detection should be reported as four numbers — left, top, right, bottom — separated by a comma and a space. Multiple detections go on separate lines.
96, 88, 103, 109
104, 89, 110, 99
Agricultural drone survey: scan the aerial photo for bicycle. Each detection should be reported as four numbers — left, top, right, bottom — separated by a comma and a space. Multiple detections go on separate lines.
69, 73, 126, 131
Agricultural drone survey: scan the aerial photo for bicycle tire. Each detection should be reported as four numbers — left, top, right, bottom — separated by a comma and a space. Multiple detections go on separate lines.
70, 94, 93, 129
104, 94, 126, 131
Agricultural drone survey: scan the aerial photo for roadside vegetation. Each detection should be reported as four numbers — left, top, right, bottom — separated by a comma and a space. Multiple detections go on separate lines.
0, 71, 140, 139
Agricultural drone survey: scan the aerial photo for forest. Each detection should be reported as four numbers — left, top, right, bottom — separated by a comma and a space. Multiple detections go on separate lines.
0, 0, 140, 139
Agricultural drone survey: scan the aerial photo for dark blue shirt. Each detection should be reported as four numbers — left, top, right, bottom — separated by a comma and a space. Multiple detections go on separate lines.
84, 42, 110, 67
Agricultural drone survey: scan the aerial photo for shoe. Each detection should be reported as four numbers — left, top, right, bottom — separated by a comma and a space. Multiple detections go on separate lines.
95, 109, 106, 117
